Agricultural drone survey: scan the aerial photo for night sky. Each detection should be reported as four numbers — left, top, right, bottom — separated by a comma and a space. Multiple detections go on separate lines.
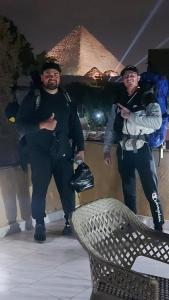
0, 0, 169, 72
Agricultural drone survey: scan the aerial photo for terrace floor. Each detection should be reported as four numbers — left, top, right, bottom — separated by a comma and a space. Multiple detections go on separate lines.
0, 219, 169, 300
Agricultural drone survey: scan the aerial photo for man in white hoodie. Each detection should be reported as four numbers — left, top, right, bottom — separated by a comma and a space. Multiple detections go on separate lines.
104, 65, 164, 231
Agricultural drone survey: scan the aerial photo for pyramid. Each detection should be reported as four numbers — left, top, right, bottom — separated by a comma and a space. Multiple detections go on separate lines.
46, 26, 123, 76
85, 67, 103, 79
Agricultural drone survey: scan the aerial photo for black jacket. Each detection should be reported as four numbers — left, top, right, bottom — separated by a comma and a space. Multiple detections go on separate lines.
16, 88, 84, 158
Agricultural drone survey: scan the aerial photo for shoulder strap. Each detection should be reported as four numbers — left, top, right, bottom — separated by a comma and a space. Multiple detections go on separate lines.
33, 89, 41, 110
63, 89, 72, 106
33, 88, 73, 111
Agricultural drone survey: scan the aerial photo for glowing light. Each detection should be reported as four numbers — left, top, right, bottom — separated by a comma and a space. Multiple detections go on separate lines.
95, 112, 102, 119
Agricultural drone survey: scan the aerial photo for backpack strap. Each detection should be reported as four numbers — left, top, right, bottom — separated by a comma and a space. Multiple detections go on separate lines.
34, 88, 72, 110
34, 88, 41, 110
158, 143, 165, 167
62, 88, 72, 107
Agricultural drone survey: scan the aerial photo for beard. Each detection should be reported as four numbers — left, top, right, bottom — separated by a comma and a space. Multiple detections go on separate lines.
43, 80, 59, 90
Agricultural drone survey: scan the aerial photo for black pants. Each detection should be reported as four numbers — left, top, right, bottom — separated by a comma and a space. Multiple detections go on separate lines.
29, 149, 75, 224
117, 144, 164, 228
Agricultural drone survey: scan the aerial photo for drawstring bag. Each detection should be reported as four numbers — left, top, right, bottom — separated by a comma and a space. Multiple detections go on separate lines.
70, 162, 94, 193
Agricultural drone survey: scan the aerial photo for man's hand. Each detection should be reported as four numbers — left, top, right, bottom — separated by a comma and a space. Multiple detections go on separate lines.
39, 113, 57, 130
75, 150, 84, 162
117, 103, 130, 119
104, 151, 111, 165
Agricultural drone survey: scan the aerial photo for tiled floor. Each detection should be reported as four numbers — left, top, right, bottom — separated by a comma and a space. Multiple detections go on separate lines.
0, 219, 92, 300
0, 219, 169, 300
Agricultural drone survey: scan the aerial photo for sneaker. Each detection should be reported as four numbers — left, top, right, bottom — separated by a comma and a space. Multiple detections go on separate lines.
62, 224, 73, 236
34, 224, 46, 242
6, 223, 21, 236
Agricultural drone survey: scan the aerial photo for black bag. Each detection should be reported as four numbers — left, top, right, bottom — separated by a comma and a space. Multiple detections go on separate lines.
70, 162, 94, 193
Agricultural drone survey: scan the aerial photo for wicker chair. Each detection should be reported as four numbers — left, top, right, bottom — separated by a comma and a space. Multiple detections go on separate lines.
71, 198, 169, 300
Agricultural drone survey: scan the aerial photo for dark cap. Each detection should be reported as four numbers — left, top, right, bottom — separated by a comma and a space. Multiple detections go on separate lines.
121, 65, 139, 76
41, 61, 61, 74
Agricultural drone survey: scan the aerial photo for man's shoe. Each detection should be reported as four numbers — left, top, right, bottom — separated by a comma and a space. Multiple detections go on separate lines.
62, 224, 73, 236
6, 223, 21, 236
34, 224, 46, 242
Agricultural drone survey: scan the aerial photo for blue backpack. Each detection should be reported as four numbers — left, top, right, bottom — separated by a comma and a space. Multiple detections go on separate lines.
141, 71, 169, 148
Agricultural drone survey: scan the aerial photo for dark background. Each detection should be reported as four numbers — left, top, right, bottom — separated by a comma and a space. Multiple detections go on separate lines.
0, 0, 169, 72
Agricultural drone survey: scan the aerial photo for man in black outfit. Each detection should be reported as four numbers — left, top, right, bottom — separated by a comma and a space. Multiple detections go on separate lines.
104, 65, 164, 231
17, 62, 84, 242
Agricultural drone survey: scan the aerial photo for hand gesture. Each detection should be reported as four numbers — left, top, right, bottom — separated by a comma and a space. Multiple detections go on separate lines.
117, 103, 130, 119
39, 113, 57, 131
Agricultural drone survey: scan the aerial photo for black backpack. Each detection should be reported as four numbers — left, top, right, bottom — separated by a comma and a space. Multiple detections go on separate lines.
4, 89, 41, 171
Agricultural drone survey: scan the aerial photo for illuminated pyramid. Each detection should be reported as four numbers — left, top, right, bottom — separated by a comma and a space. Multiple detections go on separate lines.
46, 25, 123, 76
